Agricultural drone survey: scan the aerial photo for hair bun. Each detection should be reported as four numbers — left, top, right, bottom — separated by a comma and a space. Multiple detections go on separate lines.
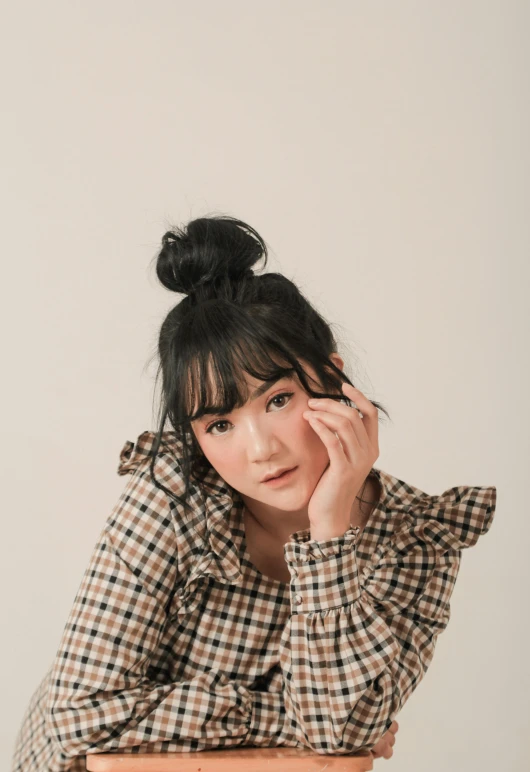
155, 215, 268, 298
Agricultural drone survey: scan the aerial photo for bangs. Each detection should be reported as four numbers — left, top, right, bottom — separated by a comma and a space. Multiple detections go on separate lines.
183, 338, 303, 423
166, 300, 347, 431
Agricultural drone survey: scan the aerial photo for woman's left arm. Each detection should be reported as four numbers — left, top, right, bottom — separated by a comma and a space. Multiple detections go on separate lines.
279, 474, 496, 755
279, 521, 463, 755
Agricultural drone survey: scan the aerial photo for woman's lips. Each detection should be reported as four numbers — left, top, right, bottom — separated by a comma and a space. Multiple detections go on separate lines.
262, 467, 298, 486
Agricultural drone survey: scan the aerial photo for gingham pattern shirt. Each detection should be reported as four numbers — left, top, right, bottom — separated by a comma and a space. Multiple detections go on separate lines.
12, 430, 496, 770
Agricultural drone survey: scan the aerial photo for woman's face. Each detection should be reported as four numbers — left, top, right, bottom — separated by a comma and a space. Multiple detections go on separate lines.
190, 355, 344, 514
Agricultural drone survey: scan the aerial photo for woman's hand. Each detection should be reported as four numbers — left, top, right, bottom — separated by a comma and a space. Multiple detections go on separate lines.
302, 382, 379, 541
371, 721, 399, 760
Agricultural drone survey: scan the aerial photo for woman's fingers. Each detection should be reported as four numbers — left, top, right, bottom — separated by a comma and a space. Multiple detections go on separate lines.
342, 382, 380, 453
303, 407, 367, 464
304, 382, 379, 460
371, 721, 399, 759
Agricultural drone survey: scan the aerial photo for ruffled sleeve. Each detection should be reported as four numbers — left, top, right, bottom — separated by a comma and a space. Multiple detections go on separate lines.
277, 482, 496, 755
117, 430, 183, 476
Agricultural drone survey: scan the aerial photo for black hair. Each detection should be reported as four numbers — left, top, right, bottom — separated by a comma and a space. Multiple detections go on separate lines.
145, 213, 390, 516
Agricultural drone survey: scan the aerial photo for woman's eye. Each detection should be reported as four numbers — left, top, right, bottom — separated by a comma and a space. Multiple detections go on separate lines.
206, 420, 230, 436
269, 391, 294, 409
205, 392, 294, 435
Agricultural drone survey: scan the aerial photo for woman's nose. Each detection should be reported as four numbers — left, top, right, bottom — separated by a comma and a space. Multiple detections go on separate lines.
245, 422, 279, 461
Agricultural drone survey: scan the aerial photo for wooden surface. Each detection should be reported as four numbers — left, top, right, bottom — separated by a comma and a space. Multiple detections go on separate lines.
85, 746, 374, 771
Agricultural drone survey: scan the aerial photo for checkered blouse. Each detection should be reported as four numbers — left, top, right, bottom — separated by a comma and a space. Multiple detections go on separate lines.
11, 430, 496, 770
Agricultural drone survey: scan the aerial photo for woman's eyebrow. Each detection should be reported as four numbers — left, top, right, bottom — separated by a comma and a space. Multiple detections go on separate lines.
248, 375, 287, 402
198, 376, 291, 421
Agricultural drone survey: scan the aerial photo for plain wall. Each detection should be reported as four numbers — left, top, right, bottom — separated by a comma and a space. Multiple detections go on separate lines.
1, 1, 528, 770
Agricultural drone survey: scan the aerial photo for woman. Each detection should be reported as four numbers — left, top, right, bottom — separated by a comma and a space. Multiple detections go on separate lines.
11, 215, 496, 770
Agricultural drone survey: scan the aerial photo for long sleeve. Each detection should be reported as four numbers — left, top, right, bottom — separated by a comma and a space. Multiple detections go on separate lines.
44, 467, 291, 762
278, 483, 497, 755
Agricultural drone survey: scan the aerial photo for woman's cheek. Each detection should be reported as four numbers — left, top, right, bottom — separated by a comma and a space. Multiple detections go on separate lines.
203, 442, 235, 472
297, 410, 316, 438
299, 411, 329, 455
295, 412, 324, 457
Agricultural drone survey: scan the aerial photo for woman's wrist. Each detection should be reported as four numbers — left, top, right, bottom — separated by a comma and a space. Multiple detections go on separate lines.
309, 519, 351, 542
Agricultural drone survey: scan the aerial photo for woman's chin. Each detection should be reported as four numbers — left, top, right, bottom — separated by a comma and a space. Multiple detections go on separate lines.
260, 485, 312, 511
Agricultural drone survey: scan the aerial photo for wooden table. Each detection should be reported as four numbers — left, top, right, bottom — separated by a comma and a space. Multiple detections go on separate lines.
85, 746, 374, 771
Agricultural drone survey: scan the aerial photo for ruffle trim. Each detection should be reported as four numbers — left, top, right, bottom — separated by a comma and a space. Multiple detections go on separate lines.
117, 430, 183, 476
360, 482, 497, 615
394, 483, 497, 551
284, 525, 361, 564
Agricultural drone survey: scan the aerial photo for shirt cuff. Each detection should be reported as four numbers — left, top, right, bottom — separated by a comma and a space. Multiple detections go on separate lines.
283, 525, 362, 613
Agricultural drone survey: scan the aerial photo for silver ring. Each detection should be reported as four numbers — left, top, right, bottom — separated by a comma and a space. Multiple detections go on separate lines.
350, 401, 364, 419
341, 397, 364, 418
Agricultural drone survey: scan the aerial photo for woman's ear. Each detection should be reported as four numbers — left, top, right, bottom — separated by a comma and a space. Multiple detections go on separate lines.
329, 352, 345, 371
327, 353, 351, 401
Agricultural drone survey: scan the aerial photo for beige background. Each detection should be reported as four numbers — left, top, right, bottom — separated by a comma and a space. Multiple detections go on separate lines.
1, 1, 528, 770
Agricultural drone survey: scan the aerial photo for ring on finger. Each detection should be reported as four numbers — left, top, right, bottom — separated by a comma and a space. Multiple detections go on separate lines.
340, 398, 364, 418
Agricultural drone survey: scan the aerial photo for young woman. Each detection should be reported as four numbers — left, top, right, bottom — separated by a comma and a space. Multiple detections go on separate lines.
12, 215, 496, 770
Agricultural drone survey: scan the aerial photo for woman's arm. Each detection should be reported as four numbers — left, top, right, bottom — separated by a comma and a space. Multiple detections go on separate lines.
277, 484, 496, 756
44, 468, 295, 761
